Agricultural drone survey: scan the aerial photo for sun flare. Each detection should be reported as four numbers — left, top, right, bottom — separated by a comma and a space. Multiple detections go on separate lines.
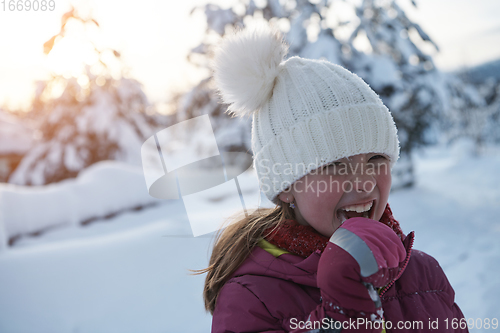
46, 36, 97, 77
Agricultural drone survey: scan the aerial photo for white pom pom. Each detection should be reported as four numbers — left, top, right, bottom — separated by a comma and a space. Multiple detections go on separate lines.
212, 23, 288, 117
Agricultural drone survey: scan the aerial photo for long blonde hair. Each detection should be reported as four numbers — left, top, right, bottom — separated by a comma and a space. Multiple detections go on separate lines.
193, 202, 296, 314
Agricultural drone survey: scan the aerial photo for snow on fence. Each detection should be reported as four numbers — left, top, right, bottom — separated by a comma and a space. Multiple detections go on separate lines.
0, 161, 162, 251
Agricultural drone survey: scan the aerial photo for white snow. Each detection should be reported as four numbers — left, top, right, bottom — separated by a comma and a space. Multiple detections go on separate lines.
0, 161, 162, 242
0, 138, 498, 332
300, 30, 342, 65
390, 138, 500, 322
203, 4, 238, 36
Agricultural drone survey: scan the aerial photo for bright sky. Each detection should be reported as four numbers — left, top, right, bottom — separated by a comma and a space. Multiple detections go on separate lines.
0, 0, 499, 112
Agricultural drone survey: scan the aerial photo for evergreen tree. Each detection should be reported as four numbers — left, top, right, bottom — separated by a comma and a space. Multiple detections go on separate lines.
443, 74, 500, 155
9, 8, 163, 185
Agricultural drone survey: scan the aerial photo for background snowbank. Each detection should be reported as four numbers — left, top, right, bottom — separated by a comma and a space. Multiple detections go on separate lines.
0, 161, 162, 248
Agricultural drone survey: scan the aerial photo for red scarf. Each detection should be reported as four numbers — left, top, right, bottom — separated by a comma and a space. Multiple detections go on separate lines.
263, 203, 404, 258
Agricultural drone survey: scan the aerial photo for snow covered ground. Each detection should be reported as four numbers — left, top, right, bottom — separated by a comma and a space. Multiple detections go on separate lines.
0, 161, 162, 246
0, 138, 499, 333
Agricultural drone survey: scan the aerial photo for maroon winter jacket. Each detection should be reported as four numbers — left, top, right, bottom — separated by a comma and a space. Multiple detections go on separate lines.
212, 225, 467, 332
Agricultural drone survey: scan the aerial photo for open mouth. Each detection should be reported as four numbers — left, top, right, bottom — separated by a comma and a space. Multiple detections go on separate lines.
336, 199, 375, 225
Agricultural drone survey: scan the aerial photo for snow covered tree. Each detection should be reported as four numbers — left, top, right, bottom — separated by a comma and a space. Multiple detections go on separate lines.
338, 0, 446, 187
178, 0, 449, 188
9, 8, 164, 185
0, 109, 34, 182
442, 74, 500, 155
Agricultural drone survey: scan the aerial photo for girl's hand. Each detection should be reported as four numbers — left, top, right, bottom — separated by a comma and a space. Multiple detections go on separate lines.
316, 217, 407, 325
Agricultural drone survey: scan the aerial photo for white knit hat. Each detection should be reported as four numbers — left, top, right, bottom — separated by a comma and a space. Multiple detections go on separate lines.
213, 24, 400, 204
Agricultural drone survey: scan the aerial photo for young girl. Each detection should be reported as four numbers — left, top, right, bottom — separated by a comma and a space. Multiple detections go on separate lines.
200, 24, 467, 333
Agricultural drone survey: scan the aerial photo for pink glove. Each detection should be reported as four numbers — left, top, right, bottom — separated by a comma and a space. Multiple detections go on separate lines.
317, 217, 407, 327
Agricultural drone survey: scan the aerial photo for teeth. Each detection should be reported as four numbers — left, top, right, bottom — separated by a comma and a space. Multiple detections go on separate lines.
343, 200, 373, 213
337, 200, 373, 225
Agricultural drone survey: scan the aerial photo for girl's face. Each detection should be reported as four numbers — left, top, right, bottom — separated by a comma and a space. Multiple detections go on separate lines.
279, 153, 392, 238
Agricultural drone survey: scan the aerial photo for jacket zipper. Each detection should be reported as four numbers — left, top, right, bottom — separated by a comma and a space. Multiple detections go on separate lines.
379, 232, 414, 298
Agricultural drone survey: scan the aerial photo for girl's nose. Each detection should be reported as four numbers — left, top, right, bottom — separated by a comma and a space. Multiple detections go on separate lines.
353, 176, 376, 193
350, 168, 376, 193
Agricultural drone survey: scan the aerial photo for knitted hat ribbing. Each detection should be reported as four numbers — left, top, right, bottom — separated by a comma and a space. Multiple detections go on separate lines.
213, 24, 400, 204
